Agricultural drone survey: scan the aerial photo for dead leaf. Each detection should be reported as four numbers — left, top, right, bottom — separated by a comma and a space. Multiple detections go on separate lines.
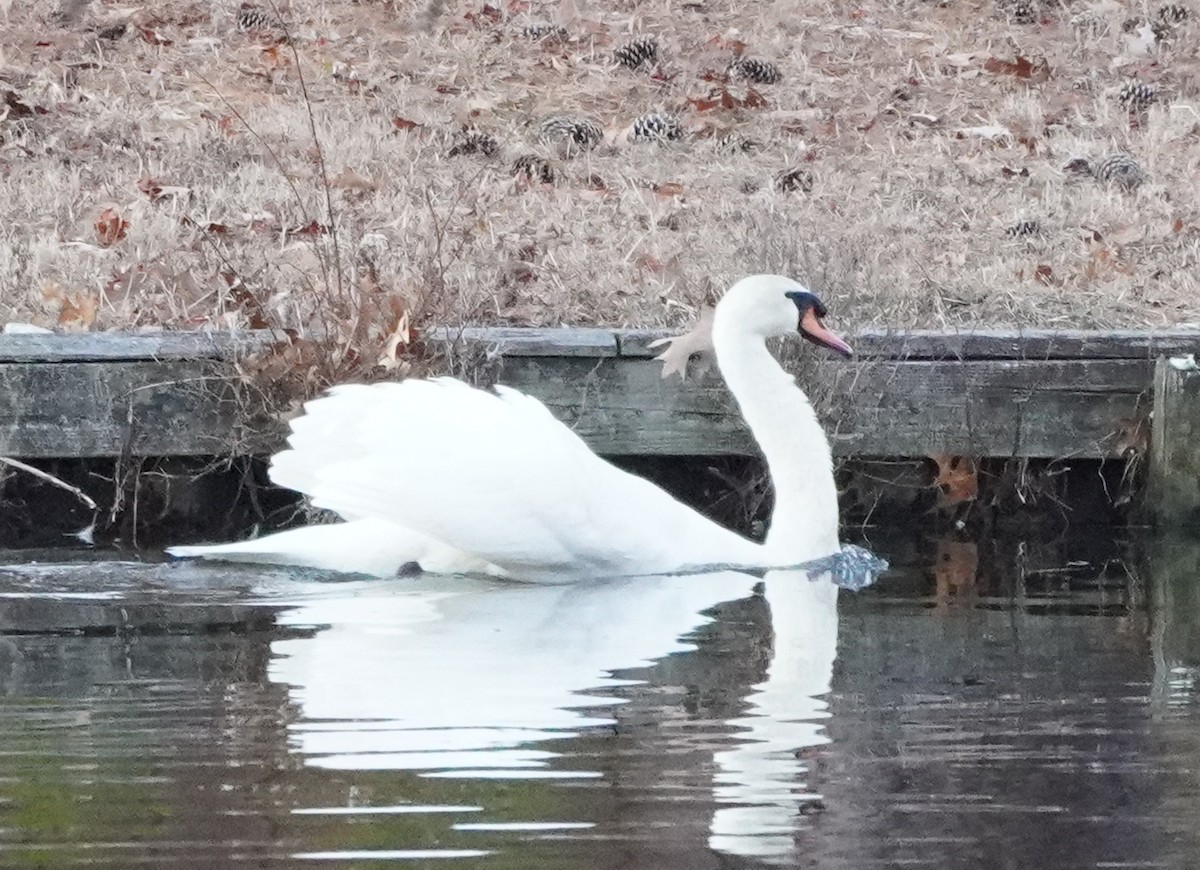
378, 310, 413, 370
1034, 264, 1054, 285
285, 221, 329, 238
687, 95, 723, 112
136, 24, 172, 45
94, 208, 128, 247
648, 306, 716, 381
635, 254, 668, 272
57, 293, 98, 330
223, 274, 271, 330
1173, 217, 1185, 233
983, 55, 1050, 82
652, 182, 685, 197
260, 45, 291, 70
137, 176, 164, 201
929, 454, 978, 506
392, 116, 421, 131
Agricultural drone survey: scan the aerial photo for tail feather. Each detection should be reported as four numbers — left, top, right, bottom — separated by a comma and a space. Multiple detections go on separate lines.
166, 518, 499, 578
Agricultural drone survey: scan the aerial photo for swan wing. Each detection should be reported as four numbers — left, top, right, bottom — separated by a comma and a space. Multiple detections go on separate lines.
269, 378, 763, 581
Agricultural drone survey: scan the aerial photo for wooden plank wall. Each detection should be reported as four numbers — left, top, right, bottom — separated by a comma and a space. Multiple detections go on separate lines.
0, 328, 1196, 459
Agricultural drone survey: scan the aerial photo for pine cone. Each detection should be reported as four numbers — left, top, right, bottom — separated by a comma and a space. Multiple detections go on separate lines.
1005, 219, 1042, 237
1005, 0, 1037, 24
538, 115, 603, 151
237, 5, 274, 31
447, 131, 500, 158
775, 167, 814, 193
1069, 155, 1146, 189
727, 58, 782, 85
1117, 80, 1157, 111
523, 22, 567, 40
614, 36, 659, 69
1094, 154, 1146, 188
512, 154, 555, 183
1157, 3, 1190, 25
630, 112, 683, 142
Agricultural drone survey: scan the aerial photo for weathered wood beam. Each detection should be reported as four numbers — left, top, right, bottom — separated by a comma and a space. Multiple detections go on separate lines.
619, 328, 1200, 360
497, 356, 1151, 458
0, 360, 278, 458
1149, 358, 1200, 528
0, 328, 1192, 460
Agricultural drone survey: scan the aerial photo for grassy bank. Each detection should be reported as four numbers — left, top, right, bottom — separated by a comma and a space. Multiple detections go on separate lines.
1, 0, 1197, 350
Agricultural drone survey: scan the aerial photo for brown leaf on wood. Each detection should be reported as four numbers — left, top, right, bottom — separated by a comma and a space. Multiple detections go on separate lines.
648, 306, 716, 381
929, 454, 978, 506
94, 208, 128, 246
983, 55, 1050, 82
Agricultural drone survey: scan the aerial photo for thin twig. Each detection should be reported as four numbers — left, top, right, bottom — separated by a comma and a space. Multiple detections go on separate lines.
0, 456, 98, 511
275, 0, 345, 303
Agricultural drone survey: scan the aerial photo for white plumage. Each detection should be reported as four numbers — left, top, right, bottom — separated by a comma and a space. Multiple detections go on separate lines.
168, 275, 852, 582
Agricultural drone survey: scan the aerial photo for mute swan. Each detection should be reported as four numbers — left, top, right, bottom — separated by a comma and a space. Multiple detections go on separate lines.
167, 274, 853, 582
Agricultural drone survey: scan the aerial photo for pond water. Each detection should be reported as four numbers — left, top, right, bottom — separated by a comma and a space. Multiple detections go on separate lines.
0, 532, 1198, 869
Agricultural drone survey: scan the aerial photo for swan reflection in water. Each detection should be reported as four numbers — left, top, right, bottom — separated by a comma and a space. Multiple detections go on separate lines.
269, 555, 879, 862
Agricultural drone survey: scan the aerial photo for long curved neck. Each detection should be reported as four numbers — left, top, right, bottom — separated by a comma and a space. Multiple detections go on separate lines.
713, 327, 840, 563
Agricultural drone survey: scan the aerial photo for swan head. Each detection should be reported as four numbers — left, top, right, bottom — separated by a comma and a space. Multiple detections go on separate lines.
717, 275, 853, 357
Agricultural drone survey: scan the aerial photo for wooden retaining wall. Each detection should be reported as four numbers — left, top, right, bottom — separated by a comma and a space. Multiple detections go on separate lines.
0, 328, 1197, 460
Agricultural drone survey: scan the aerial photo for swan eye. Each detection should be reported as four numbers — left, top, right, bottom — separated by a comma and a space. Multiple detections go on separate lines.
785, 290, 827, 319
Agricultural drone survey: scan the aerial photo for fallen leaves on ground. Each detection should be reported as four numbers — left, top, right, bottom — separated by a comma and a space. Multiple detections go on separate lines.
94, 208, 128, 246
983, 55, 1050, 82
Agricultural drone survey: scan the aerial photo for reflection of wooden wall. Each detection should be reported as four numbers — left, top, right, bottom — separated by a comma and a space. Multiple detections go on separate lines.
1, 328, 1196, 459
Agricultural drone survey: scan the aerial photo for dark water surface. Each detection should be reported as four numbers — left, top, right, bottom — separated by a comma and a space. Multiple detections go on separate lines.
0, 534, 1198, 869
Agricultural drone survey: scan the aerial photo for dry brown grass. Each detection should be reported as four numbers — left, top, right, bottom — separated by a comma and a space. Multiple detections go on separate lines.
1, 0, 1198, 346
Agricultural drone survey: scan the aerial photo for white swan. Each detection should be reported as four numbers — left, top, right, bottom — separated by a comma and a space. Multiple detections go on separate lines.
167, 274, 852, 582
